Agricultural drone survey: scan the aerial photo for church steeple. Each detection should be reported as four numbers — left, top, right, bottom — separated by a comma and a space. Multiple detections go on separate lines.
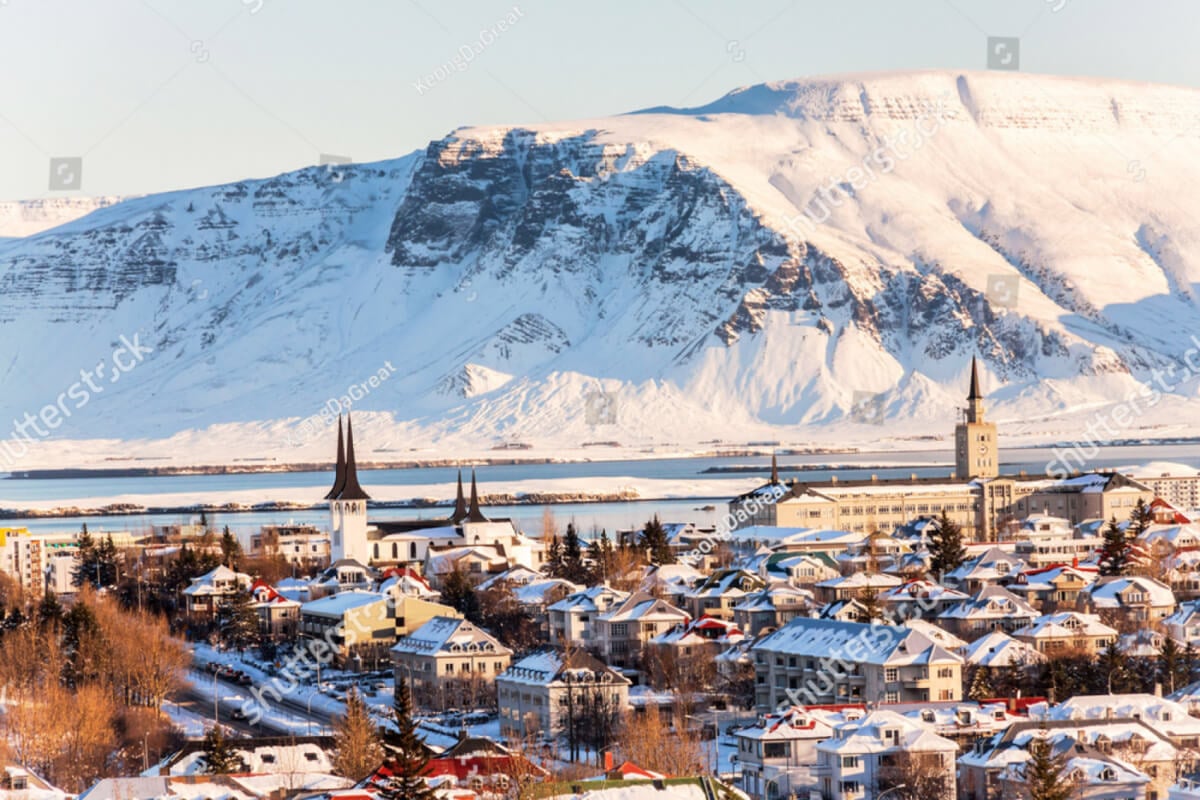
337, 414, 371, 501
965, 357, 985, 424
770, 453, 780, 484
968, 356, 982, 402
450, 470, 468, 523
467, 469, 488, 523
324, 416, 347, 500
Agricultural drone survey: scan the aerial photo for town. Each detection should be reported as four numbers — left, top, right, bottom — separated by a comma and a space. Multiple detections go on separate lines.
2, 361, 1200, 800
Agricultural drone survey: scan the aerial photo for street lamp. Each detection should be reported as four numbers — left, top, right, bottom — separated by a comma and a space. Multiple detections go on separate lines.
877, 784, 908, 800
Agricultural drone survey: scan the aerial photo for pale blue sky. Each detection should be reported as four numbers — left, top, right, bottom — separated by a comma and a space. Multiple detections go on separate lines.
1, 0, 1195, 198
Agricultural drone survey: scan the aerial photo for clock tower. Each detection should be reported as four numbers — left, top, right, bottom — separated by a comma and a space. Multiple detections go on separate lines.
954, 357, 998, 479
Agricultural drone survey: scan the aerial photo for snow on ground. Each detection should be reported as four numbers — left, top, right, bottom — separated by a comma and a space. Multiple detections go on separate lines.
551, 785, 708, 800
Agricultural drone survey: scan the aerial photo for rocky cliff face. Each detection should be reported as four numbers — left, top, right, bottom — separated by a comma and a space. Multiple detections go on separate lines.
4, 71, 1200, 462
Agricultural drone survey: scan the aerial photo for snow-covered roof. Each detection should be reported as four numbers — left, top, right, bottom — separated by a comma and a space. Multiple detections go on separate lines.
392, 615, 511, 656
817, 709, 957, 755
547, 585, 628, 614
299, 589, 386, 618
752, 617, 963, 667
959, 630, 1044, 667
1012, 612, 1117, 641
1085, 575, 1176, 608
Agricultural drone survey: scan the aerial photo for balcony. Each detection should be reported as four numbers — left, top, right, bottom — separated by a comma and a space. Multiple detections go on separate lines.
902, 676, 931, 689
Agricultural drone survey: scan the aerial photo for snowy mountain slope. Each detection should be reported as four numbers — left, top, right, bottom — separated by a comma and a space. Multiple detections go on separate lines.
4, 70, 1200, 467
0, 196, 125, 238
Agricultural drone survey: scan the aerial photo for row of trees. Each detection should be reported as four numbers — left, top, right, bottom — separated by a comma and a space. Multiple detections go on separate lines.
0, 587, 188, 791
965, 635, 1198, 706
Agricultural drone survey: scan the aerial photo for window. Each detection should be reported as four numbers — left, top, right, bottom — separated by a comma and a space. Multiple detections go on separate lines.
611, 623, 628, 637
885, 668, 898, 682
841, 756, 858, 768
840, 781, 860, 794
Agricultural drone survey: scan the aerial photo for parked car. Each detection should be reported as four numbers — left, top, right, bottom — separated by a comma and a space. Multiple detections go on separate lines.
235, 672, 253, 686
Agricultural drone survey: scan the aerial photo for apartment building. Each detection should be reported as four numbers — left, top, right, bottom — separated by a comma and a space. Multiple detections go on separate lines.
751, 618, 964, 711
592, 592, 689, 671
496, 649, 630, 742
391, 616, 512, 708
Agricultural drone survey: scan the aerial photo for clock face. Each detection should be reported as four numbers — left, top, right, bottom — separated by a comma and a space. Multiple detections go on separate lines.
978, 442, 988, 454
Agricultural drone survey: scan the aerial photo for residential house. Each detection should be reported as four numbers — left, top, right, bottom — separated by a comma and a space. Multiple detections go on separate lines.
683, 569, 766, 621
249, 580, 301, 639
1012, 612, 1118, 657
962, 724, 1157, 800
1007, 563, 1098, 612
815, 709, 958, 800
735, 706, 842, 800
878, 579, 969, 621
1085, 576, 1177, 626
1163, 601, 1200, 648
182, 565, 252, 618
959, 630, 1044, 669
943, 547, 1026, 594
546, 585, 628, 647
496, 649, 630, 742
812, 572, 902, 605
391, 616, 513, 710
733, 584, 814, 636
937, 585, 1040, 640
593, 592, 690, 672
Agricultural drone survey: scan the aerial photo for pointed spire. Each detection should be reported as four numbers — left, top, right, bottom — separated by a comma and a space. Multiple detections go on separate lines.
324, 416, 347, 500
770, 453, 780, 484
968, 356, 982, 401
336, 414, 371, 501
467, 469, 488, 523
450, 470, 468, 523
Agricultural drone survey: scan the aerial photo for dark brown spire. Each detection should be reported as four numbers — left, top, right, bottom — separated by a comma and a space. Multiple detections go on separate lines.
324, 416, 346, 500
450, 470, 468, 523
770, 453, 780, 484
467, 469, 488, 523
337, 414, 371, 501
968, 356, 982, 401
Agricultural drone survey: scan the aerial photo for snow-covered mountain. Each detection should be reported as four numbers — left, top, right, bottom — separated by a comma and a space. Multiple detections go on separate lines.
0, 196, 124, 239
5, 70, 1200, 467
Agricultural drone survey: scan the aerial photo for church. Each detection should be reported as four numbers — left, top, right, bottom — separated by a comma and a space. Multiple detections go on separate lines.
729, 358, 1152, 541
323, 415, 545, 582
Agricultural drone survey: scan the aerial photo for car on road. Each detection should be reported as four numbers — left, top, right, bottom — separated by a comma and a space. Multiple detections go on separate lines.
234, 672, 253, 686
230, 708, 247, 721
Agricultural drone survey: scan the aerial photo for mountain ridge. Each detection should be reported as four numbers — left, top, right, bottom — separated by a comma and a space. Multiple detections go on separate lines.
3, 70, 1199, 467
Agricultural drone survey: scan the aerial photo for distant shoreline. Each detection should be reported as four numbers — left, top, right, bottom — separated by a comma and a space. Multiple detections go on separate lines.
0, 490, 731, 522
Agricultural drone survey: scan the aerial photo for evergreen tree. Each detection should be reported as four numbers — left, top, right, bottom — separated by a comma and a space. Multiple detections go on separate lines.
332, 688, 384, 780
201, 725, 239, 774
1162, 636, 1190, 693
1185, 641, 1199, 688
62, 600, 101, 687
856, 587, 881, 623
439, 566, 482, 623
546, 535, 564, 578
220, 526, 243, 570
589, 528, 614, 583
1129, 498, 1154, 539
72, 526, 98, 589
96, 534, 120, 587
1101, 639, 1129, 694
927, 510, 967, 578
641, 516, 675, 566
968, 665, 995, 701
561, 523, 590, 584
220, 590, 260, 652
1025, 735, 1074, 800
1099, 516, 1129, 577
378, 679, 436, 800
37, 590, 64, 630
